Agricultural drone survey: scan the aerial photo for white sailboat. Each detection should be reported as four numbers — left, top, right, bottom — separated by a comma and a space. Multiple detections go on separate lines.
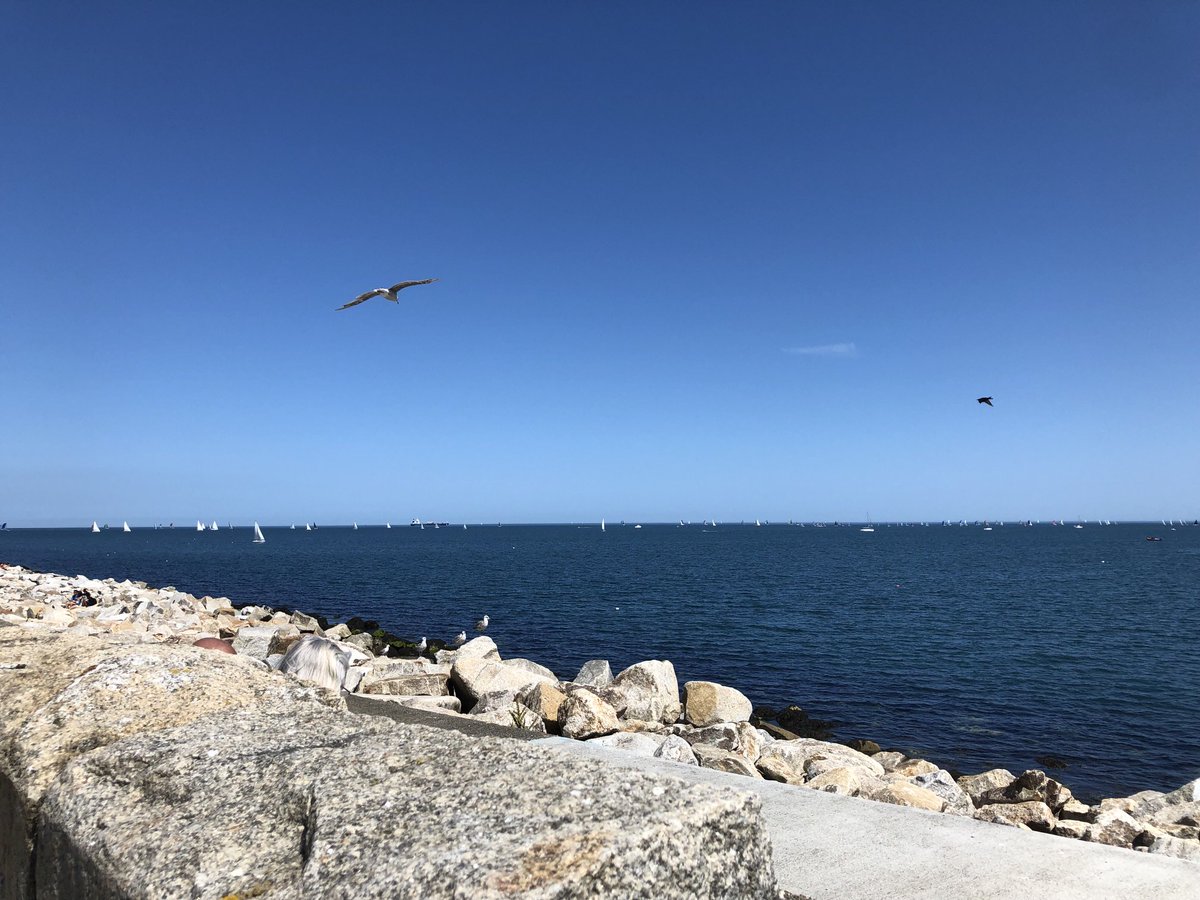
196, 520, 206, 532
860, 514, 875, 533
290, 524, 296, 530
91, 521, 100, 533
463, 524, 467, 530
386, 522, 392, 529
601, 518, 606, 532
305, 523, 312, 531
122, 521, 131, 532
252, 522, 266, 544
210, 521, 219, 531
755, 519, 761, 527
353, 522, 358, 530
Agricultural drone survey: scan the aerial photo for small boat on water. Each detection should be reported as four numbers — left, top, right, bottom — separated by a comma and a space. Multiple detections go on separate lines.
211, 521, 220, 531
252, 522, 266, 544
305, 523, 312, 531
386, 522, 392, 529
353, 522, 358, 530
91, 521, 100, 533
601, 518, 605, 532
290, 524, 296, 530
122, 521, 131, 532
196, 520, 206, 532
1146, 536, 1163, 542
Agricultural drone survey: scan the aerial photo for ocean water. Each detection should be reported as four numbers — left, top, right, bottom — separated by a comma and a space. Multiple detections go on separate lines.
3, 522, 1198, 802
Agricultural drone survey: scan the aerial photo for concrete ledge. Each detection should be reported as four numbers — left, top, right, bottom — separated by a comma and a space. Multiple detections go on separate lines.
541, 737, 1200, 900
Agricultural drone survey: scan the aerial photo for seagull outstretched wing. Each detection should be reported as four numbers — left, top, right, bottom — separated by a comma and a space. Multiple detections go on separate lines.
977, 396, 994, 406
388, 278, 438, 293
336, 288, 389, 311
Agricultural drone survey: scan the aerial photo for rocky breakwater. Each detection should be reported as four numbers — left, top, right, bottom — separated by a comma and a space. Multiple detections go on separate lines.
0, 564, 780, 899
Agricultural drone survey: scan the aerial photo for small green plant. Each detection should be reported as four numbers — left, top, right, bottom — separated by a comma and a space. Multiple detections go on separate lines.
510, 706, 530, 730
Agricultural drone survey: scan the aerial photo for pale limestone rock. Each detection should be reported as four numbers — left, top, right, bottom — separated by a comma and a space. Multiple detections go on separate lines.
455, 635, 501, 662
522, 681, 566, 724
869, 781, 947, 812
956, 768, 1016, 805
974, 801, 1056, 831
502, 657, 558, 682
471, 701, 547, 733
888, 757, 939, 778
693, 744, 762, 778
805, 767, 862, 796
324, 622, 352, 640
683, 680, 753, 727
1054, 819, 1090, 839
977, 770, 1071, 812
1083, 808, 1141, 847
758, 738, 884, 786
655, 735, 699, 766
470, 689, 522, 714
683, 722, 764, 763
1144, 835, 1200, 862
231, 625, 282, 659
910, 769, 975, 816
343, 631, 378, 655
558, 689, 619, 740
354, 694, 462, 713
290, 611, 321, 631
587, 732, 666, 757
39, 606, 75, 626
1128, 779, 1200, 827
451, 655, 555, 705
1059, 798, 1091, 820
358, 659, 450, 697
574, 658, 613, 689
601, 660, 681, 724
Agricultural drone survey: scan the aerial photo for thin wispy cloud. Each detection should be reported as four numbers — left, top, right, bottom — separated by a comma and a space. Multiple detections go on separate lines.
782, 342, 858, 357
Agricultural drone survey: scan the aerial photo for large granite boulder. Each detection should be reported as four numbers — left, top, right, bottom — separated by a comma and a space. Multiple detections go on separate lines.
683, 681, 753, 727
1126, 778, 1200, 828
34, 705, 779, 899
693, 745, 763, 779
470, 701, 548, 733
974, 801, 1056, 831
358, 658, 451, 696
521, 681, 567, 725
956, 768, 1015, 806
502, 657, 558, 682
910, 769, 975, 816
757, 738, 884, 785
680, 722, 764, 763
868, 781, 947, 812
655, 735, 700, 766
0, 630, 342, 900
587, 732, 667, 757
558, 689, 620, 739
977, 769, 1071, 812
574, 658, 613, 689
1082, 808, 1142, 847
451, 655, 555, 706
805, 767, 865, 796
602, 660, 681, 724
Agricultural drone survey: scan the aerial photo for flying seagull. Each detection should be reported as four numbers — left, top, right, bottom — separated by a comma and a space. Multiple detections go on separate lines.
977, 397, 994, 406
336, 278, 438, 311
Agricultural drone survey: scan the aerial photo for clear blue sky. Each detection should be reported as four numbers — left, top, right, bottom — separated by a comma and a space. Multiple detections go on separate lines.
3, 2, 1197, 525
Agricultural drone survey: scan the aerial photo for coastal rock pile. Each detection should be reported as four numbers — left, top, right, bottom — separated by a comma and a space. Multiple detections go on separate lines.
2, 563, 1198, 864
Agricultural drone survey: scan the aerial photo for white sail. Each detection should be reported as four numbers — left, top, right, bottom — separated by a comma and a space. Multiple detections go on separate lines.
91, 521, 100, 533
197, 520, 205, 531
122, 521, 131, 532
305, 523, 312, 531
252, 522, 266, 544
211, 521, 219, 531
290, 524, 296, 530
386, 522, 392, 529
353, 522, 358, 530
601, 518, 605, 532
756, 519, 761, 527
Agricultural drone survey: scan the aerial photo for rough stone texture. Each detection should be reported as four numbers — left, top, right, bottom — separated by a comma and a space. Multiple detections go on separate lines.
34, 705, 778, 899
470, 689, 523, 715
573, 659, 613, 689
975, 801, 1057, 832
451, 655, 555, 705
869, 781, 947, 813
1054, 819, 1091, 840
1127, 779, 1200, 828
1083, 808, 1142, 847
502, 657, 558, 682
558, 689, 620, 740
757, 739, 884, 785
655, 735, 700, 766
977, 770, 1071, 812
1144, 835, 1200, 862
353, 694, 462, 713
682, 722, 764, 764
804, 768, 863, 796
358, 660, 451, 697
602, 660, 682, 724
586, 732, 666, 757
910, 770, 975, 816
470, 701, 548, 733
231, 624, 288, 659
1059, 798, 1091, 820
522, 681, 567, 725
693, 745, 763, 779
0, 630, 342, 900
683, 680, 753, 728
439, 635, 501, 667
957, 768, 1016, 806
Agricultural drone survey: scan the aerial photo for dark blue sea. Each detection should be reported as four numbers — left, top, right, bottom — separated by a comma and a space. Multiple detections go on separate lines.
4, 522, 1198, 802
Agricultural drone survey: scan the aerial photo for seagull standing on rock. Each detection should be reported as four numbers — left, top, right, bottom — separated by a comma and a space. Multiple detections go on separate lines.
454, 631, 467, 646
475, 614, 489, 632
416, 636, 427, 654
336, 278, 438, 311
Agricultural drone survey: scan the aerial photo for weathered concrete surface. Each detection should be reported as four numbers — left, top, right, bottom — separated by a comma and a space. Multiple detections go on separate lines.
543, 737, 1200, 900
35, 705, 778, 899
0, 628, 342, 900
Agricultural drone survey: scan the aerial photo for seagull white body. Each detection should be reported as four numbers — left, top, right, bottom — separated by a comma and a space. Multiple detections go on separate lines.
336, 278, 438, 311
475, 614, 489, 632
454, 631, 467, 646
416, 637, 427, 653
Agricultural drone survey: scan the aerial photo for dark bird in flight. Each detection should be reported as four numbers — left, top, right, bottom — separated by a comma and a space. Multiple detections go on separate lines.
336, 278, 438, 311
977, 397, 994, 406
